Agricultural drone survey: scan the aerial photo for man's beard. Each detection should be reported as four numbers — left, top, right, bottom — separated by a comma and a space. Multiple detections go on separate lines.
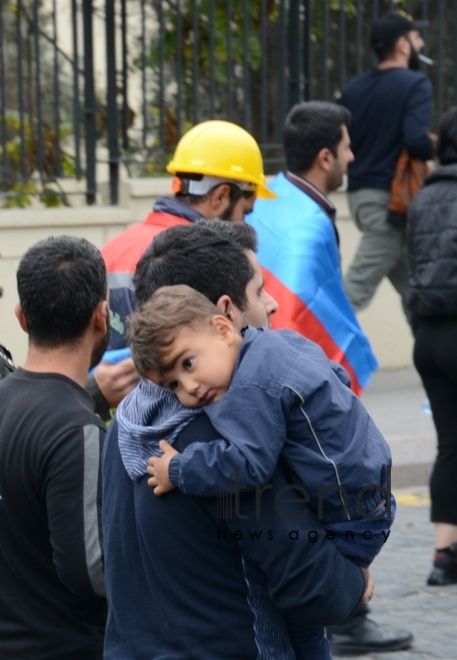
328, 161, 344, 193
408, 47, 421, 71
89, 325, 111, 371
220, 196, 239, 221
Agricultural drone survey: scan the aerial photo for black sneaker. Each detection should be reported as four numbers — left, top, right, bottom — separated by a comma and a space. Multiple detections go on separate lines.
427, 541, 457, 586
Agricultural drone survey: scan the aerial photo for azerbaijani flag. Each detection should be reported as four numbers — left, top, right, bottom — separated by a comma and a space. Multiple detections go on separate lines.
248, 173, 378, 395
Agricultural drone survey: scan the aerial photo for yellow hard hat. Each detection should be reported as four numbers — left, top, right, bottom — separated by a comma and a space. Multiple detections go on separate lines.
167, 120, 276, 199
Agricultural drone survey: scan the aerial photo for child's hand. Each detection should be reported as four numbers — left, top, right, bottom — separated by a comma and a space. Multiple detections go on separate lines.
147, 440, 179, 495
360, 568, 374, 604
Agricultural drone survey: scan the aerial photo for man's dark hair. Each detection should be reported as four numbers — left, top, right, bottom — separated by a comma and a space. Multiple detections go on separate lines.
194, 218, 258, 251
283, 101, 351, 174
176, 175, 254, 220
133, 221, 257, 310
175, 172, 254, 207
17, 235, 107, 347
437, 106, 457, 165
370, 33, 397, 63
178, 185, 254, 209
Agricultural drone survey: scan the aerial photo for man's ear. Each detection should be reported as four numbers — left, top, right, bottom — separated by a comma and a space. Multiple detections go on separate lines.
92, 300, 109, 334
15, 303, 29, 334
316, 147, 333, 173
208, 184, 231, 211
396, 34, 410, 57
215, 295, 243, 328
211, 314, 236, 343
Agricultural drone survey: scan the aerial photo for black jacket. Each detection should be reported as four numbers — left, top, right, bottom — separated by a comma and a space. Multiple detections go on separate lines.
407, 163, 457, 319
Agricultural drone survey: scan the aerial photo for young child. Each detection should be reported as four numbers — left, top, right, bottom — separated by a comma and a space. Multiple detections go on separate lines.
128, 284, 394, 568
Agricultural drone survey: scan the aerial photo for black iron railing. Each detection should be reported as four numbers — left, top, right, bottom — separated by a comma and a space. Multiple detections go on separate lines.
0, 0, 456, 207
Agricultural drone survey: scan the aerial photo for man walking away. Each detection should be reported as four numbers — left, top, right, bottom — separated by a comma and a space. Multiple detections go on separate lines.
339, 9, 434, 319
249, 101, 377, 394
0, 236, 109, 659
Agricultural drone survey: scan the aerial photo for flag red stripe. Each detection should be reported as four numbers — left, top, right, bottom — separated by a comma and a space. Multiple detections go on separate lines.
263, 268, 362, 396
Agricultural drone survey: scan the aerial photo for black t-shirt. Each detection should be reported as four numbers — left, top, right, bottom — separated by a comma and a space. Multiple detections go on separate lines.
0, 369, 107, 660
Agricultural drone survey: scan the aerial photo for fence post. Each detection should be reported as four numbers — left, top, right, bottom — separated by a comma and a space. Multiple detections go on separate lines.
83, 0, 96, 205
303, 0, 312, 101
454, 0, 457, 106
106, 0, 119, 205
288, 0, 300, 108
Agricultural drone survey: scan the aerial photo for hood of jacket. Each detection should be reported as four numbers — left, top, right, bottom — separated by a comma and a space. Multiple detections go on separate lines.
153, 196, 203, 223
116, 379, 202, 479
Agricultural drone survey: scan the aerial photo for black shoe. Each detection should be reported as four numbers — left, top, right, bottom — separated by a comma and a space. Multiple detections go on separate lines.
327, 615, 413, 656
427, 541, 457, 586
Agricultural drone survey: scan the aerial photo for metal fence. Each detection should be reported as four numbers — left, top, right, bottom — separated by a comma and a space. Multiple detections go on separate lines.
1, 0, 456, 207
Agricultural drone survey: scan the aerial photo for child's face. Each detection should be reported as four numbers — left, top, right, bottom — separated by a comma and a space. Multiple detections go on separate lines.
148, 316, 242, 408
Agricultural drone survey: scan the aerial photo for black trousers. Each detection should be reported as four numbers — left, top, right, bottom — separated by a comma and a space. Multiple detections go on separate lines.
414, 316, 457, 525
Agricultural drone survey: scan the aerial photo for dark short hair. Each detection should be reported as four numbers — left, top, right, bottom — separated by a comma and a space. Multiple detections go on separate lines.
175, 173, 254, 210
437, 106, 457, 165
283, 101, 351, 174
17, 235, 107, 347
129, 285, 220, 378
178, 184, 254, 211
195, 218, 258, 251
133, 221, 257, 310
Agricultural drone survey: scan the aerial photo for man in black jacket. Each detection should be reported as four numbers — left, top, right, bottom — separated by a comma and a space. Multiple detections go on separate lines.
0, 236, 109, 659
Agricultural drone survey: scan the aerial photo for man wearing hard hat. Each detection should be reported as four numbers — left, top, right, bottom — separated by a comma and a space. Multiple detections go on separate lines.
101, 120, 275, 354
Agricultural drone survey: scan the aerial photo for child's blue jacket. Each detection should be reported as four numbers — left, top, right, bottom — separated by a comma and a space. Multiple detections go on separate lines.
169, 327, 392, 523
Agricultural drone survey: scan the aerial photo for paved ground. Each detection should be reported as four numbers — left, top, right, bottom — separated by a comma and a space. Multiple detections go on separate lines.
333, 370, 457, 659
361, 368, 436, 489
335, 489, 457, 659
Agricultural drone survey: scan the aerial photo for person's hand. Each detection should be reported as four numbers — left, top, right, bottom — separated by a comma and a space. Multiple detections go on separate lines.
93, 358, 139, 408
147, 440, 179, 495
360, 567, 374, 604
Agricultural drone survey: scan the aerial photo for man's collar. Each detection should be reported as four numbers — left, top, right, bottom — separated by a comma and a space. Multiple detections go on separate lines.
286, 172, 336, 217
286, 172, 339, 247
153, 196, 203, 223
